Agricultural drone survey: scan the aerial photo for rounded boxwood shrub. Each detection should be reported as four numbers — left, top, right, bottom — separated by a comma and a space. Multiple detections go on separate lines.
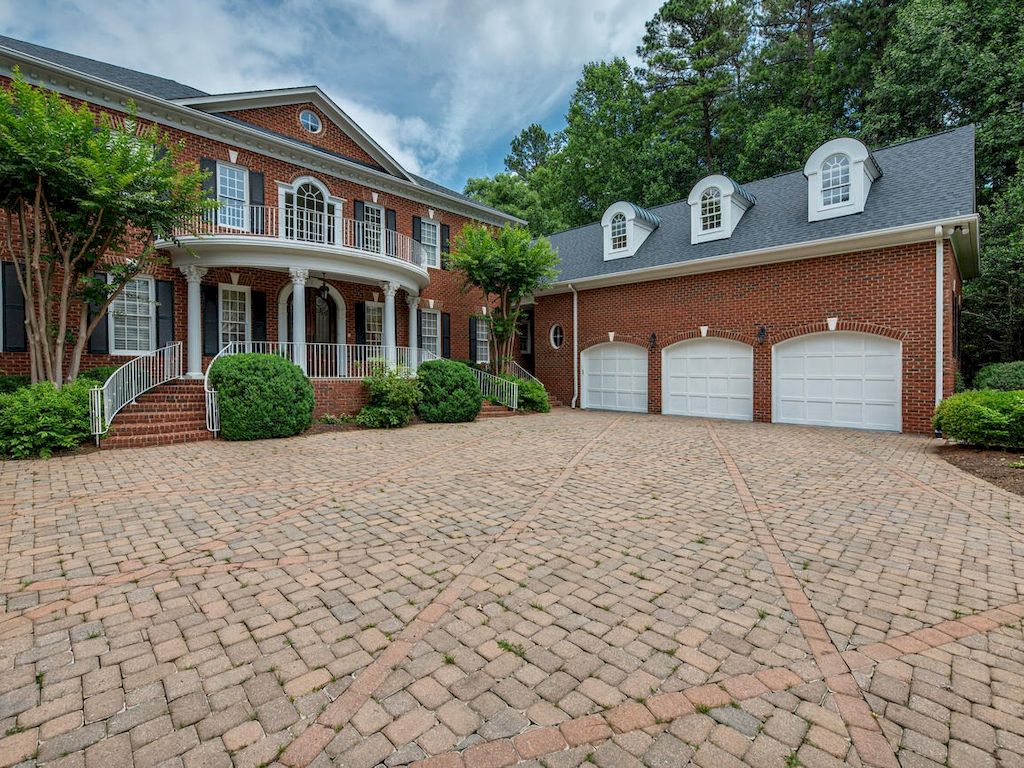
973, 361, 1024, 391
208, 353, 313, 441
356, 362, 421, 429
499, 373, 550, 413
933, 389, 1024, 449
416, 359, 482, 423
0, 379, 92, 458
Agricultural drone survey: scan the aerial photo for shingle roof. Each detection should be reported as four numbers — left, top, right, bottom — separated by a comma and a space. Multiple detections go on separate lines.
547, 126, 976, 283
625, 203, 662, 228
0, 35, 207, 99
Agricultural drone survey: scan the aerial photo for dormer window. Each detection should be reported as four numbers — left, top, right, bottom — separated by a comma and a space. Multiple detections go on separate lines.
804, 138, 880, 221
610, 213, 627, 250
700, 188, 723, 231
821, 154, 851, 206
687, 176, 754, 244
601, 202, 661, 260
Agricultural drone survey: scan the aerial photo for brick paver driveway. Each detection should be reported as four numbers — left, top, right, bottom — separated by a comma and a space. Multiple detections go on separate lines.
2, 411, 1023, 768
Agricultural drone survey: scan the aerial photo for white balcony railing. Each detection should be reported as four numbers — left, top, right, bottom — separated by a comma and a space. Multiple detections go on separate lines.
171, 206, 425, 267
89, 342, 183, 440
470, 366, 519, 411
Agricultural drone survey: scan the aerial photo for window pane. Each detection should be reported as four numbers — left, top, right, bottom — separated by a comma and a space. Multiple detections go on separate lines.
421, 310, 440, 355
821, 154, 850, 206
701, 188, 722, 231
611, 214, 627, 250
477, 320, 489, 363
217, 165, 247, 228
364, 205, 383, 252
111, 278, 153, 354
365, 304, 383, 345
220, 287, 248, 346
421, 221, 439, 268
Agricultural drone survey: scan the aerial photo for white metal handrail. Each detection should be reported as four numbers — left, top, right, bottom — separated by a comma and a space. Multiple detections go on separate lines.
503, 359, 542, 386
89, 341, 183, 441
170, 206, 425, 267
470, 366, 519, 410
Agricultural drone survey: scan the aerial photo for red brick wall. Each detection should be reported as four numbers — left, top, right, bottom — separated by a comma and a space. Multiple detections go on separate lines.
312, 380, 368, 419
533, 241, 960, 434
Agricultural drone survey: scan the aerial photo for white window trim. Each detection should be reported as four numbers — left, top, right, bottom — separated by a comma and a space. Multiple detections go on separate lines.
820, 154, 852, 209
218, 283, 251, 348
687, 175, 753, 244
419, 307, 441, 356
277, 177, 344, 245
804, 137, 880, 222
476, 320, 490, 364
108, 275, 157, 357
216, 161, 249, 231
420, 218, 441, 269
549, 324, 564, 350
609, 214, 628, 252
299, 109, 323, 134
700, 188, 723, 232
364, 202, 385, 254
364, 300, 384, 346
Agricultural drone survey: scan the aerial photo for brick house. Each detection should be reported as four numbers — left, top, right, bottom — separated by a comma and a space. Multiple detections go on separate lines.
530, 129, 979, 434
0, 37, 522, 445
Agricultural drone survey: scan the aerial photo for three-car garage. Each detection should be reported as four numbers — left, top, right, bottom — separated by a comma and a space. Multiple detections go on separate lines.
580, 332, 903, 432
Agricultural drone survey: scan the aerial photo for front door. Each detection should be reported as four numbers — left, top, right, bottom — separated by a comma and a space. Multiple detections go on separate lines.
287, 288, 338, 344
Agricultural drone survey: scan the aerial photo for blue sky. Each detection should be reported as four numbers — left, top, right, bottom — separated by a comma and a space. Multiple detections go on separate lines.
1, 0, 663, 190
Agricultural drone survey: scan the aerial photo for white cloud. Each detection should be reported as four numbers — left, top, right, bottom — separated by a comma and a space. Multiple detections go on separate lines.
1, 0, 663, 185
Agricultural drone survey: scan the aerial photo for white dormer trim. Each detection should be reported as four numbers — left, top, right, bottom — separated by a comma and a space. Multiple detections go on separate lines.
601, 201, 659, 260
804, 137, 881, 222
687, 175, 754, 245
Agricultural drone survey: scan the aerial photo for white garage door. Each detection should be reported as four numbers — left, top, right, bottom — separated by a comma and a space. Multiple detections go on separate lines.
662, 338, 753, 420
582, 343, 648, 413
773, 332, 901, 431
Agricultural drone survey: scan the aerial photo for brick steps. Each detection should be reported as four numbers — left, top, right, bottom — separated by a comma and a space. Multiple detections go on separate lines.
478, 403, 518, 419
103, 379, 210, 449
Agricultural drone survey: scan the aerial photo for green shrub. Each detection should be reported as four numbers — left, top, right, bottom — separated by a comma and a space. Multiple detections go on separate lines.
416, 359, 482, 423
0, 373, 30, 394
0, 380, 92, 458
77, 365, 120, 385
208, 353, 313, 441
933, 389, 1024, 449
356, 362, 420, 428
499, 374, 550, 413
973, 361, 1024, 391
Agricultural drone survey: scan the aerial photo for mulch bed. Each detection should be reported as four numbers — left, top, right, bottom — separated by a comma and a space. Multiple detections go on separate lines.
936, 444, 1024, 497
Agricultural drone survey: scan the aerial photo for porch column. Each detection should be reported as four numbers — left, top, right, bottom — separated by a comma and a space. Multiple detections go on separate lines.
179, 265, 207, 378
382, 281, 397, 367
290, 268, 308, 374
406, 295, 420, 372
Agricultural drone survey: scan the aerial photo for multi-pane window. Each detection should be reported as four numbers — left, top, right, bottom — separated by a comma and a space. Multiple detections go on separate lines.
299, 109, 322, 133
700, 188, 722, 231
821, 154, 851, 206
365, 302, 384, 346
420, 220, 440, 268
219, 285, 249, 347
217, 164, 247, 229
363, 204, 383, 253
109, 277, 154, 355
610, 213, 627, 250
476, 320, 490, 364
420, 309, 440, 356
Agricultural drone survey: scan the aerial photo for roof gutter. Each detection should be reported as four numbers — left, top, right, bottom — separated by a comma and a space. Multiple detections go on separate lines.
0, 47, 525, 227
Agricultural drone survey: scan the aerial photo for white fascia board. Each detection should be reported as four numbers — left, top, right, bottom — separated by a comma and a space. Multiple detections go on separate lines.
0, 48, 524, 228
535, 214, 981, 295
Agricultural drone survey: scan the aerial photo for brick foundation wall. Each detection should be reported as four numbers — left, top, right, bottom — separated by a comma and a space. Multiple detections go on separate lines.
312, 380, 368, 419
533, 241, 961, 434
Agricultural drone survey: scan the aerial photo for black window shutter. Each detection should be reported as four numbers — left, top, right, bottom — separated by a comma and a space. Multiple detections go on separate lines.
440, 224, 451, 269
200, 157, 217, 200
353, 200, 365, 248
87, 272, 109, 354
156, 280, 175, 348
202, 284, 219, 355
251, 291, 267, 342
249, 170, 264, 234
468, 317, 478, 363
441, 312, 451, 358
354, 301, 366, 345
385, 208, 396, 231
412, 216, 422, 242
416, 309, 423, 349
2, 261, 26, 352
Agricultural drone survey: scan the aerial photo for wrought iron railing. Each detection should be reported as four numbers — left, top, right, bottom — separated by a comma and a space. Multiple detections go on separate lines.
89, 342, 183, 442
503, 359, 542, 386
469, 366, 519, 410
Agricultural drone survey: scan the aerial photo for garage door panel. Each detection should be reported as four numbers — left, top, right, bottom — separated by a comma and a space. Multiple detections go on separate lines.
662, 339, 753, 421
582, 343, 648, 413
773, 333, 901, 432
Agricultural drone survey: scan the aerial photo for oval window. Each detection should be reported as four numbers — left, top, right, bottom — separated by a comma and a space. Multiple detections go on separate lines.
299, 109, 322, 134
549, 324, 564, 349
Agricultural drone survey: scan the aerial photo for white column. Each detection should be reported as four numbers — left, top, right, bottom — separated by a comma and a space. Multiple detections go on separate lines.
406, 294, 420, 371
382, 281, 397, 367
179, 265, 207, 378
290, 268, 308, 374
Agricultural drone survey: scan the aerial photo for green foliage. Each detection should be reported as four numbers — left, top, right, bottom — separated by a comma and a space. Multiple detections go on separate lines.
355, 362, 420, 429
733, 107, 832, 182
499, 373, 550, 413
505, 123, 561, 177
76, 366, 120, 385
208, 354, 313, 441
463, 173, 567, 237
974, 362, 1024, 391
933, 390, 1024, 449
0, 373, 30, 394
0, 380, 92, 459
416, 359, 482, 423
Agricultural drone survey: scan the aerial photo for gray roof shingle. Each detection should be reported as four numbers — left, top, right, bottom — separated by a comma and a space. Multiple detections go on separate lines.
547, 126, 976, 282
0, 35, 207, 99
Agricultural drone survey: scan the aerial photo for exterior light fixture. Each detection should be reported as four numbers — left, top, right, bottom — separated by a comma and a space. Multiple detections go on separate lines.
756, 325, 767, 344
318, 273, 330, 302
648, 332, 657, 351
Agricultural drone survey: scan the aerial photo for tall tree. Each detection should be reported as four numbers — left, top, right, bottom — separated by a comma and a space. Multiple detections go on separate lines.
504, 123, 561, 177
0, 73, 209, 385
463, 172, 567, 236
638, 0, 750, 171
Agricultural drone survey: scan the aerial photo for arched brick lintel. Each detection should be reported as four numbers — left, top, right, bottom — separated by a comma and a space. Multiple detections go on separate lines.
658, 329, 754, 348
580, 334, 649, 352
772, 320, 908, 344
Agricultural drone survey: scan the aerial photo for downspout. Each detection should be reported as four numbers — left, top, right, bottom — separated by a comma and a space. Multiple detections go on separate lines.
934, 225, 944, 407
569, 283, 580, 408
